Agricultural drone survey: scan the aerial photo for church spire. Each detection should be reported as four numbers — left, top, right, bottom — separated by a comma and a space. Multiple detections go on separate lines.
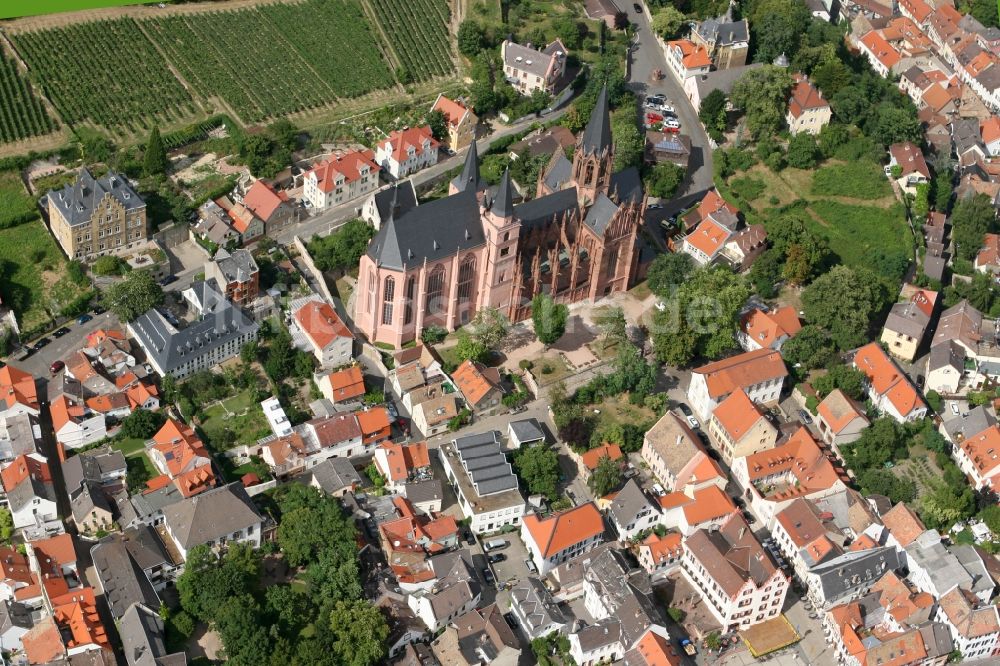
580, 85, 612, 155
457, 141, 480, 192
492, 168, 514, 219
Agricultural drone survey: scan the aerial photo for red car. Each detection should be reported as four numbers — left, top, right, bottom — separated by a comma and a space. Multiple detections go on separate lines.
50, 360, 65, 375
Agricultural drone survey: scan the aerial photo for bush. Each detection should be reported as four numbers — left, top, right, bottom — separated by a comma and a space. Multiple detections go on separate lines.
93, 255, 127, 276
729, 176, 766, 203
519, 359, 534, 371
926, 390, 943, 413
421, 326, 447, 344
765, 151, 786, 172
667, 607, 686, 623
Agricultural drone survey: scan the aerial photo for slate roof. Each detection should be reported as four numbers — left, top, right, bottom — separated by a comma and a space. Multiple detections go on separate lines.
694, 16, 749, 45
581, 86, 612, 155
0, 599, 32, 635
373, 180, 419, 221
542, 152, 573, 192
129, 281, 259, 376
491, 169, 514, 218
608, 479, 658, 531
509, 418, 545, 445
366, 189, 485, 271
453, 141, 482, 193
309, 457, 362, 495
47, 169, 145, 227
91, 536, 160, 620
514, 186, 578, 230
161, 482, 262, 551
119, 602, 187, 666
211, 248, 257, 284
509, 577, 567, 637
584, 192, 620, 235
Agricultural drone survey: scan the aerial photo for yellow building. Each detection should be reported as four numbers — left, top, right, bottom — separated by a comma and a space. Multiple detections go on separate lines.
46, 169, 147, 260
431, 94, 478, 152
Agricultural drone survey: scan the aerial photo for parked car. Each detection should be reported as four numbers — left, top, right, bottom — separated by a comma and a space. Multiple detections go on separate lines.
484, 539, 508, 552
633, 2, 643, 11
53, 327, 71, 338
677, 403, 693, 416
951, 402, 960, 415
482, 568, 496, 587
916, 374, 925, 389
664, 118, 681, 129
159, 275, 178, 286
488, 553, 506, 564
647, 202, 663, 210
32, 338, 51, 351
686, 415, 700, 429
798, 410, 813, 425
524, 558, 538, 573
464, 531, 476, 546
92, 305, 106, 314
646, 94, 665, 105
50, 360, 65, 374
76, 314, 93, 325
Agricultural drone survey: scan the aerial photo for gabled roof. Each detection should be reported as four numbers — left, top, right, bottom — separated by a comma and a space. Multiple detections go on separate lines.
162, 482, 263, 551
788, 75, 829, 118
242, 179, 288, 222
682, 484, 738, 525
1, 453, 51, 493
46, 169, 144, 227
522, 502, 604, 558
982, 116, 1000, 144
151, 419, 209, 479
380, 125, 439, 163
693, 348, 788, 399
0, 365, 38, 413
817, 389, 869, 435
643, 411, 704, 481
451, 360, 503, 406
581, 86, 612, 155
977, 232, 1000, 267
625, 627, 684, 666
938, 586, 1000, 638
608, 479, 658, 528
667, 39, 712, 69
378, 440, 430, 482
684, 218, 732, 258
581, 442, 623, 471
740, 306, 802, 348
881, 502, 927, 547
684, 513, 778, 596
889, 141, 930, 178
712, 389, 770, 442
322, 366, 366, 402
305, 149, 379, 193
861, 30, 901, 69
431, 94, 473, 129
853, 342, 925, 417
294, 300, 352, 350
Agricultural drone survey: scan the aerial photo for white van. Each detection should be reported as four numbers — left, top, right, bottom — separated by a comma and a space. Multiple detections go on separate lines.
484, 539, 508, 552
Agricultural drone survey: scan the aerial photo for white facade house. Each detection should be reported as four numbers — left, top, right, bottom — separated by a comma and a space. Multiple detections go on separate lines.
261, 397, 292, 437
500, 39, 568, 96
681, 514, 788, 632
51, 395, 106, 451
606, 479, 662, 541
687, 348, 788, 419
853, 343, 927, 423
4, 454, 58, 531
291, 298, 354, 369
521, 503, 606, 576
375, 126, 439, 179
437, 434, 525, 534
936, 587, 1000, 662
301, 149, 380, 210
160, 483, 264, 561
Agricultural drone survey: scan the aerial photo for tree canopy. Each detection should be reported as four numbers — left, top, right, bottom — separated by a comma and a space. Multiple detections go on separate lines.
143, 125, 168, 177
730, 66, 794, 139
646, 252, 693, 298
307, 219, 375, 273
587, 454, 624, 497
533, 293, 569, 345
102, 270, 164, 322
801, 265, 890, 349
952, 193, 997, 262
513, 445, 561, 498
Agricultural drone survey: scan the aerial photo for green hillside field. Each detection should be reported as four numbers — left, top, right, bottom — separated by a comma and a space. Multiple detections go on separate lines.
0, 1, 152, 19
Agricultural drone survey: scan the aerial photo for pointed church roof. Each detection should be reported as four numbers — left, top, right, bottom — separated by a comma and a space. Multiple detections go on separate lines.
493, 169, 514, 218
581, 85, 612, 155
455, 141, 481, 192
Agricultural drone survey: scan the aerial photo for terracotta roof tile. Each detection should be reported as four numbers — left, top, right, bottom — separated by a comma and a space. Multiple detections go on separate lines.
581, 442, 623, 471
0, 365, 38, 413
740, 306, 802, 349
694, 348, 788, 399
242, 179, 287, 222
712, 389, 768, 442
323, 366, 366, 402
522, 502, 604, 558
306, 149, 379, 193
295, 300, 352, 350
452, 360, 503, 406
817, 389, 869, 435
881, 502, 926, 547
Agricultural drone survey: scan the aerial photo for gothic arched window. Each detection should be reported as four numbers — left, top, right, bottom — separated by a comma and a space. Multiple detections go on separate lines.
426, 265, 445, 315
381, 276, 395, 325
457, 255, 476, 303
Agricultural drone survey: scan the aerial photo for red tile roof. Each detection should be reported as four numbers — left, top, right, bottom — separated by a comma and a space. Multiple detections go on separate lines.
712, 389, 768, 442
977, 233, 1000, 268
0, 365, 38, 412
242, 179, 287, 222
788, 75, 829, 119
29, 533, 76, 572
667, 39, 712, 69
861, 31, 901, 70
982, 117, 1000, 145
295, 300, 352, 350
853, 342, 925, 418
1, 454, 50, 493
580, 442, 624, 471
631, 628, 684, 666
740, 306, 802, 349
817, 389, 869, 436
889, 142, 930, 179
682, 485, 738, 526
684, 218, 731, 258
522, 502, 604, 558
151, 418, 209, 478
306, 149, 379, 193
378, 440, 431, 482
50, 394, 87, 433
357, 407, 391, 444
694, 348, 788, 399
881, 502, 926, 547
323, 366, 366, 402
452, 360, 503, 406
380, 125, 439, 163
742, 427, 840, 495
431, 95, 472, 129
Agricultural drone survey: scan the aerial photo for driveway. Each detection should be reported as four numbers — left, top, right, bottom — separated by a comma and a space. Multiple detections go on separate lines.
12, 310, 121, 377
628, 5, 715, 226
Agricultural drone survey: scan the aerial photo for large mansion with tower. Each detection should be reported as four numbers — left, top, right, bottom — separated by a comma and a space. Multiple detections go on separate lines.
356, 88, 645, 347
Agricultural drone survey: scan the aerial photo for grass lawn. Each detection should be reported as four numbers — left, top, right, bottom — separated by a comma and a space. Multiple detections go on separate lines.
112, 437, 147, 457
592, 393, 657, 428
726, 161, 911, 272
199, 389, 272, 450
533, 353, 572, 385
628, 280, 652, 300
0, 220, 91, 332
0, 171, 38, 228
334, 275, 354, 305
0, 0, 149, 18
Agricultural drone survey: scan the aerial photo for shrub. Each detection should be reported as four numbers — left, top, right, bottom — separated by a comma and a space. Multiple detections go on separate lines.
519, 359, 534, 371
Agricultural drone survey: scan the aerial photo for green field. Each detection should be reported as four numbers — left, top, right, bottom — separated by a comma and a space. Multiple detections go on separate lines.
0, 220, 91, 331
805, 200, 912, 268
0, 170, 39, 229
199, 390, 272, 450
0, 0, 149, 19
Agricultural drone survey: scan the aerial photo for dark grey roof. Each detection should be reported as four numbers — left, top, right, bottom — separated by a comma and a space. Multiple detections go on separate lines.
211, 248, 258, 283
610, 166, 643, 204
453, 141, 481, 193
884, 299, 931, 339
508, 418, 545, 445
503, 40, 563, 79
923, 254, 947, 282
119, 602, 187, 666
92, 536, 161, 620
0, 599, 32, 635
542, 153, 573, 192
809, 546, 900, 604
581, 86, 612, 155
491, 169, 514, 218
694, 16, 749, 46
953, 117, 985, 156
70, 482, 112, 526
693, 64, 764, 100
929, 339, 965, 374
366, 189, 485, 271
309, 457, 363, 494
943, 405, 994, 441
584, 192, 621, 235
47, 169, 145, 228
129, 281, 259, 376
63, 448, 125, 494
161, 482, 263, 551
121, 525, 172, 571
608, 479, 657, 530
452, 431, 519, 496
514, 187, 578, 231
509, 577, 567, 638
373, 180, 418, 222
977, 66, 1000, 94
403, 479, 444, 505
919, 622, 957, 661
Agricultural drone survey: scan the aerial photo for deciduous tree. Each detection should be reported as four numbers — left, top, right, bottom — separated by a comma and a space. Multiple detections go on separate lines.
801, 265, 890, 349
533, 293, 569, 345
328, 600, 390, 666
102, 270, 164, 323
513, 445, 560, 498
730, 66, 794, 140
587, 454, 623, 497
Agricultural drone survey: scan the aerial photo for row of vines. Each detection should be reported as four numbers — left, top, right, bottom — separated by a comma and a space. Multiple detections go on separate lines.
0, 55, 55, 143
1, 0, 456, 141
11, 18, 196, 132
368, 0, 455, 81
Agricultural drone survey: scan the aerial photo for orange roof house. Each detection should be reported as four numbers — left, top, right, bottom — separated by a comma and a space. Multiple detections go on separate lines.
149, 418, 211, 479
816, 389, 870, 446
0, 365, 39, 415
691, 347, 788, 404
305, 149, 379, 193
242, 179, 289, 224
321, 366, 366, 403
580, 442, 624, 472
21, 616, 64, 664
374, 440, 431, 483
627, 627, 684, 666
888, 141, 930, 180
982, 117, 1000, 148
637, 532, 683, 573
29, 533, 77, 576
954, 423, 1000, 491
451, 360, 504, 412
357, 406, 392, 445
881, 502, 927, 548
709, 388, 776, 458
431, 95, 473, 131
787, 74, 830, 119
739, 306, 802, 351
680, 485, 738, 531
294, 300, 353, 364
1, 454, 51, 493
683, 218, 732, 261
667, 39, 713, 72
853, 342, 926, 421
522, 502, 605, 571
734, 426, 844, 505
976, 233, 1000, 272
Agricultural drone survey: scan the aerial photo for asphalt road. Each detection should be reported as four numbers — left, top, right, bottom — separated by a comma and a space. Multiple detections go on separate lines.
628, 6, 715, 224
13, 311, 121, 378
